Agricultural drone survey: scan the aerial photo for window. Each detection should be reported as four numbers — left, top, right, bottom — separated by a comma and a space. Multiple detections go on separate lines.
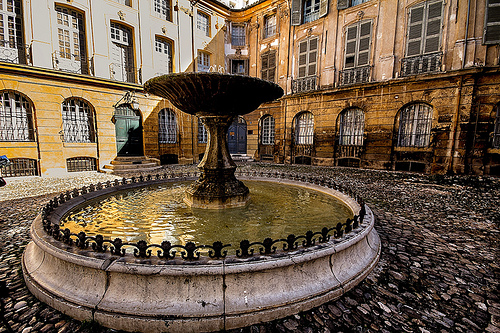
159, 109, 177, 143
0, 158, 37, 177
231, 59, 247, 75
231, 23, 246, 47
0, 91, 34, 142
197, 51, 210, 72
493, 104, 500, 148
397, 103, 433, 147
338, 108, 364, 146
291, 0, 328, 25
155, 37, 173, 75
406, 0, 443, 57
261, 50, 276, 82
0, 0, 23, 63
198, 118, 207, 143
294, 112, 314, 145
61, 98, 95, 143
484, 0, 500, 44
337, 0, 370, 9
154, 0, 171, 21
55, 6, 87, 74
344, 20, 371, 69
298, 37, 318, 78
197, 11, 210, 37
110, 22, 135, 82
261, 115, 275, 145
67, 157, 97, 172
263, 14, 276, 38
116, 0, 132, 6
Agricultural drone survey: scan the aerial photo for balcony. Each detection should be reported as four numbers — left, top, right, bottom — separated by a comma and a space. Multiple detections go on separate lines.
110, 63, 141, 84
52, 51, 91, 75
339, 66, 371, 86
292, 76, 318, 94
0, 41, 31, 65
401, 52, 442, 77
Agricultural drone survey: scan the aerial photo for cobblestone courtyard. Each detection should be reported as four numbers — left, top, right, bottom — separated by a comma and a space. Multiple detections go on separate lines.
0, 164, 499, 333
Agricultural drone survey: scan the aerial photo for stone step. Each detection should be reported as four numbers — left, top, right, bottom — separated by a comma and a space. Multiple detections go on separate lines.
231, 154, 254, 162
111, 166, 162, 175
109, 162, 159, 170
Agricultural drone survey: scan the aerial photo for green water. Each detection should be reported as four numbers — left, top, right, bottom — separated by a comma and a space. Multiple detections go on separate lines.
61, 181, 353, 248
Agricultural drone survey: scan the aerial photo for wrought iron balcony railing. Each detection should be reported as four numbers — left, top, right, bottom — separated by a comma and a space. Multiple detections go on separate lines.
336, 145, 363, 159
292, 76, 318, 94
0, 41, 31, 65
52, 51, 91, 75
110, 63, 141, 84
339, 66, 371, 86
401, 52, 442, 77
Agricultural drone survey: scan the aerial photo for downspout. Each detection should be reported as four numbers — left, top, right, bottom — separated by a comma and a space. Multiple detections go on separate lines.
462, 0, 471, 69
449, 76, 464, 174
283, 3, 294, 164
137, 6, 144, 82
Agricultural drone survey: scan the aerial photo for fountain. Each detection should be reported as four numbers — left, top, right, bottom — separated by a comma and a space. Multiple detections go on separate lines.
22, 73, 380, 333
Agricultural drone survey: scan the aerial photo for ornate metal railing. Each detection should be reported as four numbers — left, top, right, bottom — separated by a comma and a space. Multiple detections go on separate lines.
52, 51, 91, 75
109, 63, 141, 84
400, 52, 442, 77
292, 76, 318, 94
40, 171, 368, 262
0, 41, 31, 65
339, 66, 371, 86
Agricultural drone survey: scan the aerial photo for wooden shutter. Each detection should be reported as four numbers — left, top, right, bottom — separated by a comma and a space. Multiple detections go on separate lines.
337, 0, 349, 10
308, 37, 318, 76
298, 40, 308, 77
344, 25, 357, 68
261, 53, 269, 80
357, 21, 371, 66
319, 0, 329, 18
423, 1, 442, 53
291, 0, 302, 26
406, 4, 424, 56
484, 0, 500, 44
268, 51, 276, 82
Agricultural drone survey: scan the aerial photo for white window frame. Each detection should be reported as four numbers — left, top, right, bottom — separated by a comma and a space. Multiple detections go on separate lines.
197, 51, 210, 72
154, 36, 173, 75
261, 115, 275, 145
196, 11, 210, 37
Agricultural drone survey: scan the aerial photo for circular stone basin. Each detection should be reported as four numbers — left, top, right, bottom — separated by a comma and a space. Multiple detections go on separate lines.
22, 174, 380, 333
60, 181, 353, 250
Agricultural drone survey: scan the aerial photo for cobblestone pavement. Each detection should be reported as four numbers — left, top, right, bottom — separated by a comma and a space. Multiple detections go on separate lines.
0, 164, 498, 333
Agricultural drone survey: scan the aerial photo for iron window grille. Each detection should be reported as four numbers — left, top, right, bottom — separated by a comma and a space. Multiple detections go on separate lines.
0, 91, 34, 142
231, 24, 246, 47
261, 115, 275, 145
0, 158, 38, 177
303, 0, 320, 23
155, 37, 173, 74
154, 0, 171, 21
397, 103, 433, 147
261, 50, 276, 82
66, 157, 97, 172
159, 109, 177, 143
62, 99, 95, 143
197, 51, 210, 72
339, 108, 364, 146
493, 104, 500, 148
198, 118, 207, 143
263, 15, 276, 39
197, 11, 210, 37
295, 112, 314, 145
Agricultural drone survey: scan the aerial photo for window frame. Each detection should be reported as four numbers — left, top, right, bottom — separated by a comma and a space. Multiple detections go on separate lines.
343, 19, 372, 69
197, 50, 210, 72
154, 36, 173, 74
231, 23, 246, 47
158, 108, 177, 144
263, 14, 276, 39
396, 103, 433, 148
0, 90, 35, 142
297, 36, 319, 79
153, 0, 172, 22
294, 112, 314, 145
484, 0, 500, 44
196, 10, 210, 37
261, 115, 275, 145
261, 50, 277, 82
61, 98, 95, 143
405, 0, 443, 57
338, 108, 365, 146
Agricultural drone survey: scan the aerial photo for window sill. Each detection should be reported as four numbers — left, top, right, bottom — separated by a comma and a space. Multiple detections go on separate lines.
393, 146, 432, 152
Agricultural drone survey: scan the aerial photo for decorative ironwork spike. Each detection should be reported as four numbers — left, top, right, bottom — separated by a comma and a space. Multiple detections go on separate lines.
122, 177, 127, 184
208, 241, 229, 259
319, 227, 330, 243
93, 234, 105, 252
181, 242, 200, 260
259, 237, 277, 255
303, 230, 315, 247
353, 215, 359, 229
139, 175, 144, 182
52, 225, 61, 240
335, 222, 344, 238
134, 240, 151, 258
111, 238, 124, 256
62, 228, 72, 245
76, 231, 87, 248
236, 239, 254, 257
345, 218, 353, 234
283, 234, 298, 251
158, 241, 175, 259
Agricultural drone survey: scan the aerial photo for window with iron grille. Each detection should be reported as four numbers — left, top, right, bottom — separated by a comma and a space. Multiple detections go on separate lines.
339, 108, 364, 146
198, 118, 207, 143
406, 0, 443, 57
397, 103, 433, 147
263, 14, 276, 38
298, 37, 318, 78
0, 91, 34, 142
197, 51, 210, 72
0, 158, 37, 177
66, 157, 97, 172
62, 98, 95, 143
261, 115, 275, 145
154, 0, 171, 21
294, 112, 314, 145
231, 23, 246, 47
493, 103, 500, 148
261, 50, 276, 82
197, 11, 210, 37
231, 59, 247, 75
0, 0, 22, 53
159, 108, 177, 143
155, 36, 173, 74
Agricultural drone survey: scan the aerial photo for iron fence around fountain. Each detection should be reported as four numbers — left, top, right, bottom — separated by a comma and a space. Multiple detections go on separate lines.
40, 171, 368, 262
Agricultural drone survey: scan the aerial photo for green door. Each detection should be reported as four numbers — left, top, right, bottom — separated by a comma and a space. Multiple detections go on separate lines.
114, 105, 143, 156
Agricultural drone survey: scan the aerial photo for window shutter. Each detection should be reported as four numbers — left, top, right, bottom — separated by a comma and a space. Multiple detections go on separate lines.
337, 0, 348, 10
344, 25, 357, 68
357, 21, 371, 66
308, 37, 318, 76
291, 0, 302, 26
298, 40, 308, 77
423, 1, 442, 53
319, 0, 329, 18
406, 4, 425, 56
268, 51, 276, 82
484, 0, 500, 44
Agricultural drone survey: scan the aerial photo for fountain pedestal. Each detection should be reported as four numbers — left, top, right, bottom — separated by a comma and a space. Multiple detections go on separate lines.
184, 115, 249, 209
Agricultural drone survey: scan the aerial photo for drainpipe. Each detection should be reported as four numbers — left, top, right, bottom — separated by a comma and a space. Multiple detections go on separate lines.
283, 7, 294, 164
449, 76, 464, 174
462, 0, 471, 69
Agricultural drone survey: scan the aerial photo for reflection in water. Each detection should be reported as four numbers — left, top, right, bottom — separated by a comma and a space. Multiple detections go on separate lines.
61, 181, 353, 249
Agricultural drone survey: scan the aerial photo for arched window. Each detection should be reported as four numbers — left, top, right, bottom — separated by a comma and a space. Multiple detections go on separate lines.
339, 108, 364, 146
62, 98, 95, 143
0, 91, 34, 142
198, 118, 207, 143
261, 115, 275, 145
397, 103, 433, 147
493, 103, 500, 148
159, 109, 177, 143
294, 112, 314, 145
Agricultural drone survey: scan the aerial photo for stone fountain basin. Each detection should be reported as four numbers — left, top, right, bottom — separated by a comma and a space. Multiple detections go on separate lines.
22, 177, 380, 333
